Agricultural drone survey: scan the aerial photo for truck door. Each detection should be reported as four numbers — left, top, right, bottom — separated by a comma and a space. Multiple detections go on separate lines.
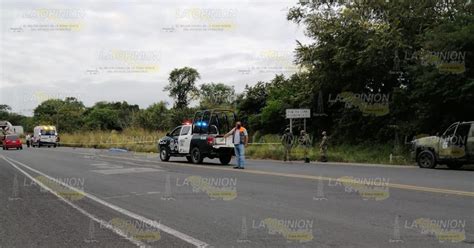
439, 123, 457, 159
464, 123, 474, 159
178, 125, 192, 154
168, 126, 182, 154
439, 122, 467, 159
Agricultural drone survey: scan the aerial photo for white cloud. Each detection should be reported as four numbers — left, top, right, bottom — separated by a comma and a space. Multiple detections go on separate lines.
0, 0, 310, 116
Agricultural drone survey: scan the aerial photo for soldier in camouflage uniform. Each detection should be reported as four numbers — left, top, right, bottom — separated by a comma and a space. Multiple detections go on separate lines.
299, 130, 311, 163
319, 131, 328, 162
281, 128, 294, 161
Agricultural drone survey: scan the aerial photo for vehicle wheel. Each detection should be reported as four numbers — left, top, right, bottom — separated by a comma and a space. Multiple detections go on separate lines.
20, 147, 23, 150
160, 147, 170, 162
219, 153, 232, 165
186, 156, 193, 163
190, 147, 204, 164
2, 146, 5, 150
446, 162, 463, 170
417, 150, 436, 169
54, 144, 57, 148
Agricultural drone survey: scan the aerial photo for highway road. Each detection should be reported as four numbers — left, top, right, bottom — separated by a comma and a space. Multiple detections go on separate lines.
0, 147, 473, 247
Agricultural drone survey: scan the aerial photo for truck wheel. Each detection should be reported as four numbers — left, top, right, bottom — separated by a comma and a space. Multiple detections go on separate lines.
186, 156, 193, 163
191, 147, 204, 164
219, 154, 232, 165
446, 162, 463, 170
160, 147, 170, 162
417, 150, 436, 169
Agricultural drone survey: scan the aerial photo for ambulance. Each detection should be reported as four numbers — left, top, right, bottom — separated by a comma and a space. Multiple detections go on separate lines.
32, 125, 59, 148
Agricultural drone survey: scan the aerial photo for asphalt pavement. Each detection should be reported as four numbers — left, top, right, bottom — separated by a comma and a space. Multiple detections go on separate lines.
0, 146, 473, 247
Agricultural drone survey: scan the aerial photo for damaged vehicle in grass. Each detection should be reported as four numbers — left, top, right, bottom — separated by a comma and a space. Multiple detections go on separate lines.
411, 121, 474, 169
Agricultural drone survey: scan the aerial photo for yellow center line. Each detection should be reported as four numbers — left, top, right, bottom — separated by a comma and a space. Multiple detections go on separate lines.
94, 154, 474, 198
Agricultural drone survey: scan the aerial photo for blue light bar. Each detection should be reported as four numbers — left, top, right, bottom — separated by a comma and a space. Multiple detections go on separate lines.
195, 121, 208, 127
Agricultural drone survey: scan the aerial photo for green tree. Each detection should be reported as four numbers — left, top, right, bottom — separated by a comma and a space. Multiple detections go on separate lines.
33, 97, 85, 132
165, 67, 200, 109
168, 107, 196, 128
236, 81, 269, 131
84, 108, 120, 130
198, 83, 235, 109
285, 0, 473, 143
0, 105, 11, 120
84, 101, 139, 130
138, 101, 170, 131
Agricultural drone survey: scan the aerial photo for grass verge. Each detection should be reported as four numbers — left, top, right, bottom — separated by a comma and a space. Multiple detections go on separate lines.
60, 130, 412, 165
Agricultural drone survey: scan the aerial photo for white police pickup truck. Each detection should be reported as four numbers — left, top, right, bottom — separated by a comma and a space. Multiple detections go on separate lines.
158, 110, 237, 165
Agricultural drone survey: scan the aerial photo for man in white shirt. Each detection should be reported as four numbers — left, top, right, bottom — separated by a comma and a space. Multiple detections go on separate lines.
224, 121, 248, 169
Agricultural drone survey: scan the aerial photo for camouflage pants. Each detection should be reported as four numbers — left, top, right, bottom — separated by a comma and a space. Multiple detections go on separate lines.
320, 147, 328, 157
320, 147, 328, 162
283, 147, 291, 161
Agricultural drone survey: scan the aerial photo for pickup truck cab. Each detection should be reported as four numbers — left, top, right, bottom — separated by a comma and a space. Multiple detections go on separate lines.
158, 109, 236, 165
412, 121, 474, 169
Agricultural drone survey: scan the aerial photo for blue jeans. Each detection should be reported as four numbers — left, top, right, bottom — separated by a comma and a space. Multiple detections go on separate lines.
234, 144, 245, 168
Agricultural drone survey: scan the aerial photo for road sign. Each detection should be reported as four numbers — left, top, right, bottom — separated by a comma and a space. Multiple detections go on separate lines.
286, 109, 311, 119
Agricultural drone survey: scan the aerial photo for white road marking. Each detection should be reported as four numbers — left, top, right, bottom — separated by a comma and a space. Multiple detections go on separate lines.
90, 163, 109, 166
103, 194, 131, 199
1, 156, 147, 248
91, 167, 162, 175
96, 164, 124, 169
3, 156, 209, 248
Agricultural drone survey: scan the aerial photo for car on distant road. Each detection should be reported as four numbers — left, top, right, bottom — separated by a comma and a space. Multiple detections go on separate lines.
412, 121, 474, 169
158, 109, 236, 165
2, 134, 23, 150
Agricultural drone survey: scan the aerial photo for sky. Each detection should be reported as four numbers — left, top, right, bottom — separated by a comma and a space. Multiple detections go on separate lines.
0, 0, 310, 116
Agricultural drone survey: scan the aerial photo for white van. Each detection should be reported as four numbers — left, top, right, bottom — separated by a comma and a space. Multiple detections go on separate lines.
32, 125, 58, 148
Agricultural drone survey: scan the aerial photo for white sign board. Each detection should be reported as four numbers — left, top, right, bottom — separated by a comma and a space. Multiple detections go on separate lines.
286, 109, 311, 119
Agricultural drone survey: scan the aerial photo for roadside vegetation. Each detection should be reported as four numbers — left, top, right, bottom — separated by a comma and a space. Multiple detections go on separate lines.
60, 128, 164, 153
59, 130, 411, 165
247, 143, 411, 165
